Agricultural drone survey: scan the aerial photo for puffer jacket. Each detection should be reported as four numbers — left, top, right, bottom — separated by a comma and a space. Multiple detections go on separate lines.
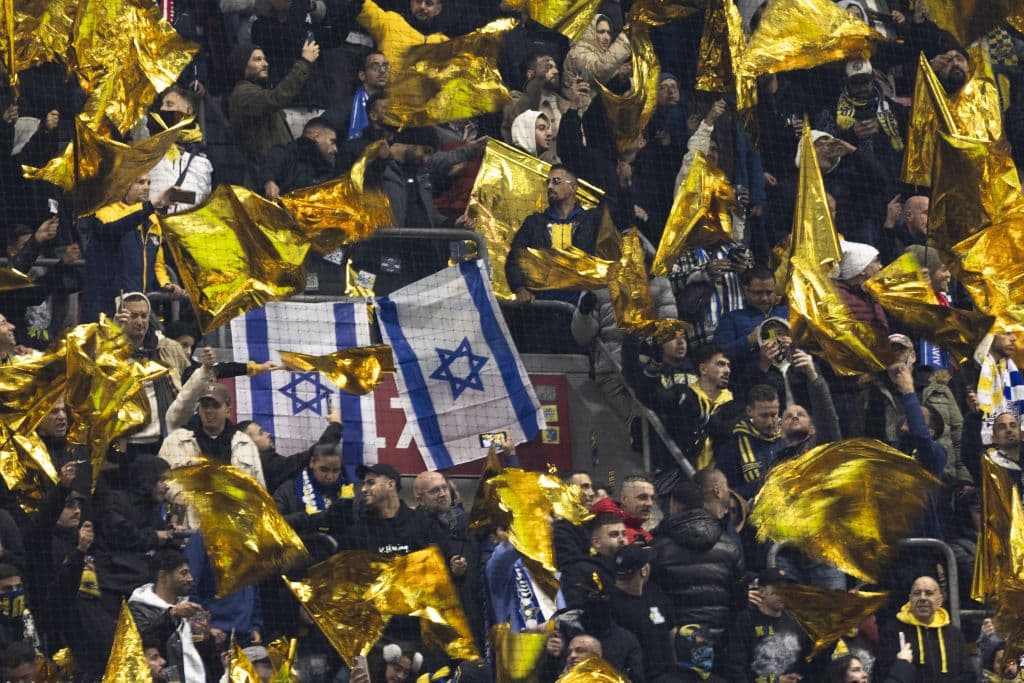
561, 14, 630, 96
650, 508, 745, 641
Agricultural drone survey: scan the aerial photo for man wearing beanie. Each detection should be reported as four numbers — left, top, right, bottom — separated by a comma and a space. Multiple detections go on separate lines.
834, 240, 887, 331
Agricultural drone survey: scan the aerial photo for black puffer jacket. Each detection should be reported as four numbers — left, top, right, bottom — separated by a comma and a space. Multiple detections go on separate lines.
650, 508, 745, 641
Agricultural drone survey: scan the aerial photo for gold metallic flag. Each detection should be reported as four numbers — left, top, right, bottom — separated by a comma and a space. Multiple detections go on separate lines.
0, 418, 58, 515
775, 124, 842, 288
902, 50, 1006, 188
788, 256, 894, 376
384, 18, 516, 129
736, 0, 881, 77
916, 1, 1024, 49
492, 623, 548, 683
651, 152, 736, 276
280, 140, 394, 254
594, 24, 660, 153
751, 438, 943, 582
695, 0, 756, 114
286, 547, 479, 666
229, 642, 262, 683
0, 343, 66, 434
610, 229, 689, 342
468, 447, 507, 532
278, 346, 395, 396
863, 253, 993, 365
168, 461, 309, 596
102, 603, 152, 683
64, 316, 168, 491
267, 637, 299, 683
555, 656, 627, 683
524, 0, 603, 42
972, 454, 1018, 604
515, 246, 615, 291
0, 267, 36, 292
160, 184, 311, 334
465, 139, 602, 299
953, 218, 1024, 342
1, 0, 16, 98
775, 584, 889, 659
628, 0, 703, 25
994, 491, 1024, 665
0, 0, 76, 92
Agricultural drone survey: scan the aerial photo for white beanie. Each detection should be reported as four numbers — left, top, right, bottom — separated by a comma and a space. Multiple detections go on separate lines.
838, 240, 879, 281
794, 130, 835, 168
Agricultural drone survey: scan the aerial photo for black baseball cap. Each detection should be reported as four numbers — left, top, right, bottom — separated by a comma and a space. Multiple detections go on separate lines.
614, 544, 654, 578
758, 567, 797, 586
356, 463, 402, 491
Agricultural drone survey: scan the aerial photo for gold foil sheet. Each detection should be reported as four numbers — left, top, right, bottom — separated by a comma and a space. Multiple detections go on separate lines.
776, 584, 889, 660
651, 151, 737, 276
736, 0, 881, 77
555, 656, 627, 683
952, 218, 1024, 343
521, 0, 603, 42
628, 0, 703, 26
0, 419, 57, 515
267, 637, 298, 683
515, 246, 615, 291
0, 342, 67, 433
384, 18, 516, 129
286, 547, 479, 666
0, 0, 75, 84
159, 184, 311, 334
751, 438, 943, 582
493, 623, 549, 683
0, 267, 34, 292
973, 454, 1018, 604
465, 139, 602, 299
228, 642, 262, 683
609, 229, 689, 342
167, 461, 309, 596
101, 602, 152, 683
863, 252, 994, 365
594, 24, 660, 153
917, 1, 1024, 50
278, 346, 395, 396
695, 0, 755, 114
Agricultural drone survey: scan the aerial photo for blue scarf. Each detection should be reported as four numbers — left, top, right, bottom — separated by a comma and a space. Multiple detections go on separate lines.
296, 468, 345, 513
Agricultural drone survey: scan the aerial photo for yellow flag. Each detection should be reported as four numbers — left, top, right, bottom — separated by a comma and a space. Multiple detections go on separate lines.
973, 454, 1019, 604
610, 229, 689, 342
915, 1, 1024, 49
788, 256, 894, 376
594, 24, 660, 153
159, 184, 311, 334
278, 346, 395, 396
695, 0, 756, 114
229, 642, 262, 683
628, 0, 702, 26
863, 252, 994, 365
995, 488, 1024, 665
651, 152, 737, 276
167, 462, 309, 596
101, 603, 152, 683
953, 218, 1024, 342
751, 438, 943, 582
465, 139, 603, 299
775, 123, 842, 289
737, 0, 881, 77
267, 637, 299, 683
0, 418, 58, 515
492, 623, 549, 683
514, 246, 616, 291
0, 0, 76, 90
775, 584, 889, 659
556, 656, 627, 683
286, 547, 479, 666
0, 267, 36, 292
0, 343, 67, 434
384, 18, 516, 129
524, 0, 602, 41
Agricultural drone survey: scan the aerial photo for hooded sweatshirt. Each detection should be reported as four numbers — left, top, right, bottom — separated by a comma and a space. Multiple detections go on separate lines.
876, 603, 973, 682
129, 583, 205, 681
511, 110, 545, 156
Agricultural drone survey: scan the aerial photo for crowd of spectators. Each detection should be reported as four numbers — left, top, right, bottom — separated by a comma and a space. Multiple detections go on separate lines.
1, 0, 1024, 681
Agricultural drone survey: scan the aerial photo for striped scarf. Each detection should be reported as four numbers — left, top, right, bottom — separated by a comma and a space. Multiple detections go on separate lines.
978, 355, 1024, 443
836, 89, 904, 151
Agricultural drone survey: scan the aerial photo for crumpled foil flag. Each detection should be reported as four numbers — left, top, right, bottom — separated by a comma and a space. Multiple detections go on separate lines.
628, 0, 704, 25
952, 217, 1024, 344
278, 346, 395, 396
515, 246, 616, 291
610, 229, 689, 342
476, 467, 593, 574
160, 184, 311, 334
902, 49, 1007, 189
751, 438, 944, 582
167, 461, 309, 596
973, 454, 1018, 605
465, 139, 602, 300
493, 623, 549, 683
266, 637, 299, 683
916, 0, 1024, 49
65, 316, 168, 491
651, 151, 736, 276
101, 602, 152, 683
0, 0, 76, 90
0, 267, 35, 292
695, 0, 756, 114
736, 0, 881, 77
775, 123, 842, 288
37, 647, 76, 683
788, 255, 894, 376
0, 418, 58, 515
555, 656, 627, 683
503, 0, 602, 42
775, 584, 889, 660
384, 18, 516, 129
286, 547, 479, 666
0, 342, 67, 434
863, 252, 994, 366
280, 140, 394, 254
228, 642, 262, 683
594, 24, 660, 153
994, 485, 1024, 667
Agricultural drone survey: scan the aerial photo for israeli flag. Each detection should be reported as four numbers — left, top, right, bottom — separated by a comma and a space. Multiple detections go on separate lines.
231, 301, 379, 465
376, 260, 545, 469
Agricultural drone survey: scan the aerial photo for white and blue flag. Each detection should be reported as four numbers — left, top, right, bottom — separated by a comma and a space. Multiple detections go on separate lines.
376, 260, 545, 469
230, 301, 379, 465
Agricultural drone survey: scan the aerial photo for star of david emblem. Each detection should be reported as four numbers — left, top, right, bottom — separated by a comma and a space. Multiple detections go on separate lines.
279, 372, 333, 415
430, 337, 488, 401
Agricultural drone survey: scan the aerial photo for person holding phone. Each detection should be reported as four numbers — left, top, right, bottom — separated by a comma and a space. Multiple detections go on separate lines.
148, 86, 212, 214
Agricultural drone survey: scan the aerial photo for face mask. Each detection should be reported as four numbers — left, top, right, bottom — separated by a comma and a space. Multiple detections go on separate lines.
0, 586, 25, 618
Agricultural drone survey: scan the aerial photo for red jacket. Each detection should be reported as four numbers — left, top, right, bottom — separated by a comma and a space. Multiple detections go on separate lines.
591, 497, 653, 545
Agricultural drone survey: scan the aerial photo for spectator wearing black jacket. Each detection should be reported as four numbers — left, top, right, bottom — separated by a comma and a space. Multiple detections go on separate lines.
560, 514, 626, 609
238, 417, 342, 496
261, 117, 339, 199
650, 481, 745, 651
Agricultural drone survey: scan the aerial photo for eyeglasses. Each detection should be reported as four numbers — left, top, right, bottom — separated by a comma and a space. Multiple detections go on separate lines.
548, 177, 574, 186
424, 486, 448, 497
366, 62, 391, 72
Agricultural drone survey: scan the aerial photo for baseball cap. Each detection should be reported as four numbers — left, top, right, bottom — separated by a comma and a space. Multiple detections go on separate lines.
356, 463, 402, 491
758, 567, 797, 586
198, 383, 231, 406
614, 544, 654, 578
845, 59, 873, 79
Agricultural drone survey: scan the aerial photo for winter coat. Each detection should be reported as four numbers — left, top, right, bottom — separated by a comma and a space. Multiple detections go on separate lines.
355, 0, 448, 68
228, 58, 310, 166
320, 498, 450, 557
650, 508, 745, 640
148, 144, 214, 213
874, 604, 973, 682
505, 206, 603, 292
260, 136, 337, 194
561, 14, 631, 96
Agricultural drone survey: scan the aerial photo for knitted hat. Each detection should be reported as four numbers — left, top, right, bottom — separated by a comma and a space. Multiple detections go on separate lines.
904, 244, 942, 272
838, 240, 879, 280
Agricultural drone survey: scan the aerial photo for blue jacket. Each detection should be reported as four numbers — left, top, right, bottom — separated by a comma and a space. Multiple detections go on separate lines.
184, 534, 263, 641
713, 302, 790, 367
900, 391, 948, 540
715, 419, 785, 500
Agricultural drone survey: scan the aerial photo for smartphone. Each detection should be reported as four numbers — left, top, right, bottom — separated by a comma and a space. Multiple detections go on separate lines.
168, 188, 197, 204
306, 29, 316, 43
479, 432, 508, 449
48, 198, 59, 215
353, 655, 371, 683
